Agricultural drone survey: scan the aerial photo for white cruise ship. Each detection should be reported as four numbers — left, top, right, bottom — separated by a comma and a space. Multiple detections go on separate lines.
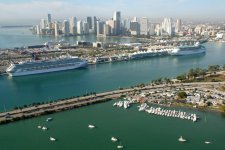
168, 42, 206, 56
6, 55, 87, 77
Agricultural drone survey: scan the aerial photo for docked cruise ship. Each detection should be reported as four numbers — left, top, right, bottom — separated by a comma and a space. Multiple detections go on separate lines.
6, 55, 87, 77
129, 42, 205, 59
168, 42, 206, 56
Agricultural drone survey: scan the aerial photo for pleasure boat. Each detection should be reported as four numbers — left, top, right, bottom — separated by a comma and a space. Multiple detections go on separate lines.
178, 136, 187, 142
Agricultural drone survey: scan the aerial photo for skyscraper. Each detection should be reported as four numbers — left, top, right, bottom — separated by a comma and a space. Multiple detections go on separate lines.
92, 16, 97, 34
63, 20, 70, 36
77, 21, 83, 35
113, 11, 121, 35
161, 18, 173, 36
54, 22, 59, 36
97, 21, 104, 36
130, 18, 140, 36
140, 17, 148, 35
86, 16, 92, 30
69, 17, 77, 35
40, 19, 47, 29
83, 21, 89, 35
106, 19, 116, 35
175, 19, 182, 33
47, 14, 52, 24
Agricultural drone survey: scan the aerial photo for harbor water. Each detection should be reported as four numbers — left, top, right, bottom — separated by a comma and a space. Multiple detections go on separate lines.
0, 27, 225, 150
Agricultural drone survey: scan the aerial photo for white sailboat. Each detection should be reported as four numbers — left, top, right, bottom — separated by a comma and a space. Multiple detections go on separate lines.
178, 136, 187, 142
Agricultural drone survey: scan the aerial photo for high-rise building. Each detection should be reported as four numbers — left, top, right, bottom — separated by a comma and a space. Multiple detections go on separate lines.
47, 14, 52, 24
97, 21, 105, 36
40, 19, 47, 29
92, 16, 97, 34
113, 11, 121, 35
62, 20, 70, 36
54, 22, 59, 36
140, 17, 148, 35
148, 24, 155, 36
123, 19, 130, 31
161, 18, 173, 36
69, 17, 77, 35
77, 21, 83, 35
36, 25, 40, 35
104, 24, 111, 36
83, 21, 89, 34
106, 19, 116, 35
86, 16, 92, 30
175, 19, 182, 33
130, 19, 140, 36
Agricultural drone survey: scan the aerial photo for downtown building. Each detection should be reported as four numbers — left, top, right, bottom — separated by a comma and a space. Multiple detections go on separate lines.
140, 17, 148, 35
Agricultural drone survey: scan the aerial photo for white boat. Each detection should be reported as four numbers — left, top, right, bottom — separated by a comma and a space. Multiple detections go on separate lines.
37, 125, 42, 129
46, 117, 53, 122
42, 126, 48, 130
6, 55, 87, 77
178, 136, 187, 142
88, 124, 95, 129
117, 145, 123, 149
204, 141, 211, 144
111, 137, 118, 142
50, 137, 56, 141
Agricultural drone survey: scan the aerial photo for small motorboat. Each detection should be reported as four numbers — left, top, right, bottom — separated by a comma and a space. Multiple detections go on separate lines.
178, 136, 187, 142
50, 137, 56, 141
204, 141, 211, 144
46, 117, 53, 122
88, 124, 95, 129
42, 126, 48, 130
37, 125, 42, 129
111, 137, 118, 142
117, 145, 123, 149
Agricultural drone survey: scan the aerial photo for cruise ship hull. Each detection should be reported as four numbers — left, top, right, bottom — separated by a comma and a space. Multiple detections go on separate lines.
170, 49, 205, 56
8, 62, 87, 77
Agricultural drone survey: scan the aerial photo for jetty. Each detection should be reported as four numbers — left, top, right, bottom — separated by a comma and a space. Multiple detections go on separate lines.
0, 82, 225, 124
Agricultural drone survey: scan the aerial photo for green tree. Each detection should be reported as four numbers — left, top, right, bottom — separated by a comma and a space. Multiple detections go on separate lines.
177, 91, 187, 99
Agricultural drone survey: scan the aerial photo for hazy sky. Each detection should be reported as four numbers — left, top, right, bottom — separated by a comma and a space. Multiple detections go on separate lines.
0, 0, 225, 25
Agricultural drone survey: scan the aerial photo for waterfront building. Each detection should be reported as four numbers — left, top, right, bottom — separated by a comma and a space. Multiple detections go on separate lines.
86, 16, 92, 30
130, 17, 140, 36
161, 18, 173, 36
54, 22, 59, 37
148, 24, 155, 36
77, 20, 83, 35
104, 24, 111, 36
97, 21, 105, 36
113, 11, 121, 35
36, 25, 40, 35
155, 24, 161, 36
122, 19, 131, 33
175, 19, 182, 33
69, 17, 77, 35
92, 16, 97, 34
83, 21, 89, 35
140, 17, 148, 35
47, 14, 52, 24
62, 20, 70, 36
40, 19, 47, 29
106, 19, 116, 35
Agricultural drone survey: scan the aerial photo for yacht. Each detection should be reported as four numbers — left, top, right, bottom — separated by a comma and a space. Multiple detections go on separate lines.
46, 117, 53, 122
88, 124, 95, 129
178, 136, 187, 142
50, 137, 56, 141
111, 137, 118, 142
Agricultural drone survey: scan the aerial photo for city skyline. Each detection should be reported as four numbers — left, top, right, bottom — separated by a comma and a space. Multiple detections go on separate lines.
1, 0, 225, 25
